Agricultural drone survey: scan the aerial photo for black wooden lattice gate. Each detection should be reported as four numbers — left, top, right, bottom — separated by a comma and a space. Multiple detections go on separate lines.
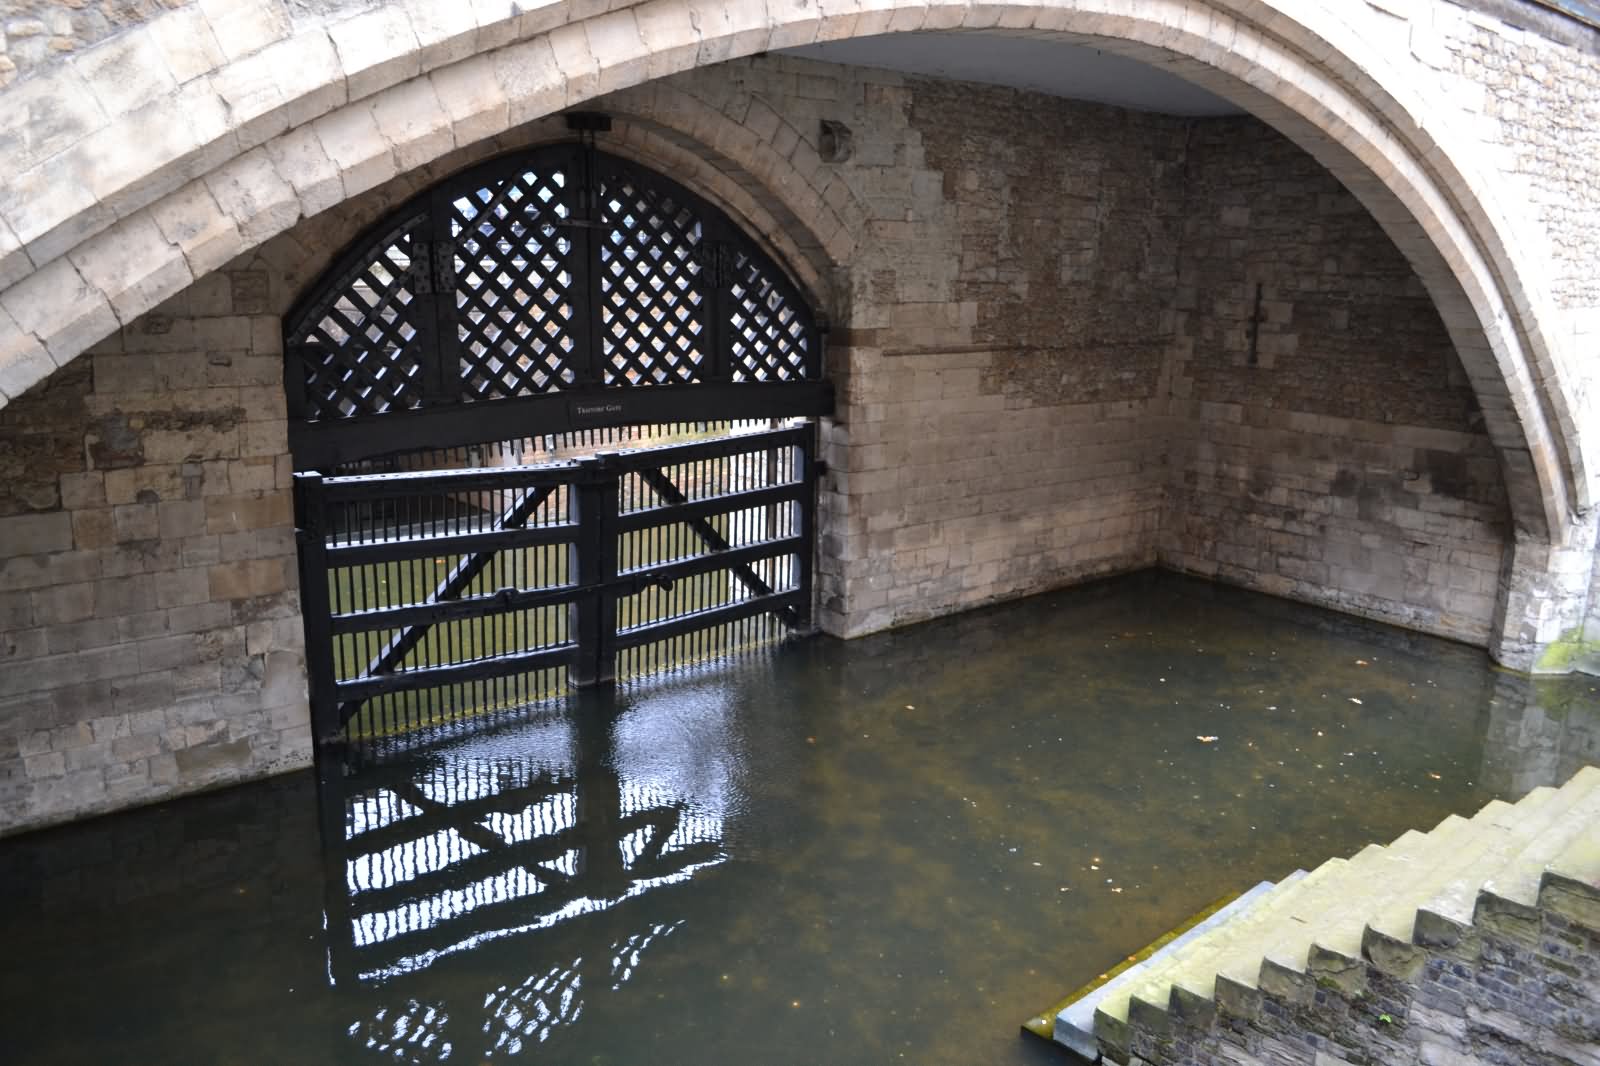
285, 127, 830, 744
282, 135, 830, 472
294, 425, 816, 743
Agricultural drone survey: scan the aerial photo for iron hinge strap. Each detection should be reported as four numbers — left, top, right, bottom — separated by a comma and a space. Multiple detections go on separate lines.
697, 242, 735, 287
432, 240, 456, 292
408, 240, 456, 294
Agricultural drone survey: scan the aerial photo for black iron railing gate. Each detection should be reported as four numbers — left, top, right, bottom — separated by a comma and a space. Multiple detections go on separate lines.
295, 425, 817, 743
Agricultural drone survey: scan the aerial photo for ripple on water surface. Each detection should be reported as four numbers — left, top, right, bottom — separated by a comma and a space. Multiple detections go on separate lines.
2, 571, 1597, 1065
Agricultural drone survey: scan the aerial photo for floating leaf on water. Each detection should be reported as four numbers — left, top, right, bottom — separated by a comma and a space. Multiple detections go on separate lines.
1196, 735, 1219, 743
1348, 697, 1363, 705
904, 705, 915, 710
1355, 660, 1369, 666
1427, 772, 1442, 780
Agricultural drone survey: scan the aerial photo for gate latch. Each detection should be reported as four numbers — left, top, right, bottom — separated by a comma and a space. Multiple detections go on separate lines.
631, 572, 674, 594
574, 572, 675, 596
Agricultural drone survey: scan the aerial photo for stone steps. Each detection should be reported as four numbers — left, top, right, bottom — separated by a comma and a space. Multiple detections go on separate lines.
1045, 876, 1291, 1058
1035, 764, 1600, 1062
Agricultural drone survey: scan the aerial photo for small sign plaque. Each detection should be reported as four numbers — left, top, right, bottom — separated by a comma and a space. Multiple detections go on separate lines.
570, 398, 627, 426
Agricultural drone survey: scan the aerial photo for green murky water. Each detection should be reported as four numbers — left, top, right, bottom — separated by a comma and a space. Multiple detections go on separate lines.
3, 571, 1597, 1064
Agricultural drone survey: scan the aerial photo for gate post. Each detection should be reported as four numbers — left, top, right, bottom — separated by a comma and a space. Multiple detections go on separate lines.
293, 471, 343, 743
569, 453, 619, 687
796, 427, 818, 631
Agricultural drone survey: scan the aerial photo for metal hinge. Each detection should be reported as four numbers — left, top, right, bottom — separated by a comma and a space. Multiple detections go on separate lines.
696, 242, 736, 287
408, 240, 457, 294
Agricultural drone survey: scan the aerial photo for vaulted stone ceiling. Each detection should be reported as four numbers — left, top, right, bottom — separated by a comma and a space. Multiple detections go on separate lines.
781, 31, 1244, 116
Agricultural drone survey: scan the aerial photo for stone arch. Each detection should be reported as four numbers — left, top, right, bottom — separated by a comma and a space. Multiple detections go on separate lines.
0, 0, 1584, 549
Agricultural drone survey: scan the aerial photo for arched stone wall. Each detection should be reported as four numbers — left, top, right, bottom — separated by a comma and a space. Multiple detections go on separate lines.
0, 27, 1577, 834
0, 0, 1586, 548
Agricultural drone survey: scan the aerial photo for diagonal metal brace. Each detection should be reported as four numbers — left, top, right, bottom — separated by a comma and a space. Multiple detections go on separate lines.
338, 482, 559, 727
636, 467, 800, 628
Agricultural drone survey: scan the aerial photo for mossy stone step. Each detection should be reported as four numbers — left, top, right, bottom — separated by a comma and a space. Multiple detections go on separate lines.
1456, 766, 1600, 946
1042, 877, 1287, 1060
1091, 859, 1352, 1057
1037, 767, 1600, 1065
1361, 795, 1548, 943
1536, 801, 1600, 932
1306, 810, 1484, 965
1416, 771, 1600, 932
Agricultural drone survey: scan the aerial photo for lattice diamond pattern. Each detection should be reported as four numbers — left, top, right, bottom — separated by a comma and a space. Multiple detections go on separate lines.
729, 252, 809, 382
449, 168, 579, 400
298, 232, 425, 418
599, 179, 707, 386
289, 150, 821, 425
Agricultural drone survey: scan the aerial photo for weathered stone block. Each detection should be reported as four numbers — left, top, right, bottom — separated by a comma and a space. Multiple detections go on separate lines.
207, 557, 289, 601
203, 149, 300, 247
0, 67, 107, 178
328, 4, 422, 102
173, 736, 253, 780
0, 257, 119, 372
149, 5, 226, 85
111, 504, 159, 543
310, 105, 396, 200
154, 567, 211, 609
202, 493, 290, 535
262, 125, 345, 221
197, 0, 289, 64
32, 581, 95, 626
71, 26, 177, 120
149, 179, 246, 280
0, 512, 73, 555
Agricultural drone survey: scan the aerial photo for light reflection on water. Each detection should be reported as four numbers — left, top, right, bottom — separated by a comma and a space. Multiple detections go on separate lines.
1, 572, 1598, 1065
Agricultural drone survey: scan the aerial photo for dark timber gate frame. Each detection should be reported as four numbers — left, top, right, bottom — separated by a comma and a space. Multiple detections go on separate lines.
284, 120, 830, 745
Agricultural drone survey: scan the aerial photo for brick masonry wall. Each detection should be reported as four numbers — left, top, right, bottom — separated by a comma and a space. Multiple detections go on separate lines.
814, 71, 1187, 635
1160, 119, 1509, 645
0, 265, 308, 836
1434, 4, 1600, 314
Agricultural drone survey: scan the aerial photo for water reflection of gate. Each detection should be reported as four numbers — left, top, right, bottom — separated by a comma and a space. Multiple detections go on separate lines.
319, 698, 732, 1060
